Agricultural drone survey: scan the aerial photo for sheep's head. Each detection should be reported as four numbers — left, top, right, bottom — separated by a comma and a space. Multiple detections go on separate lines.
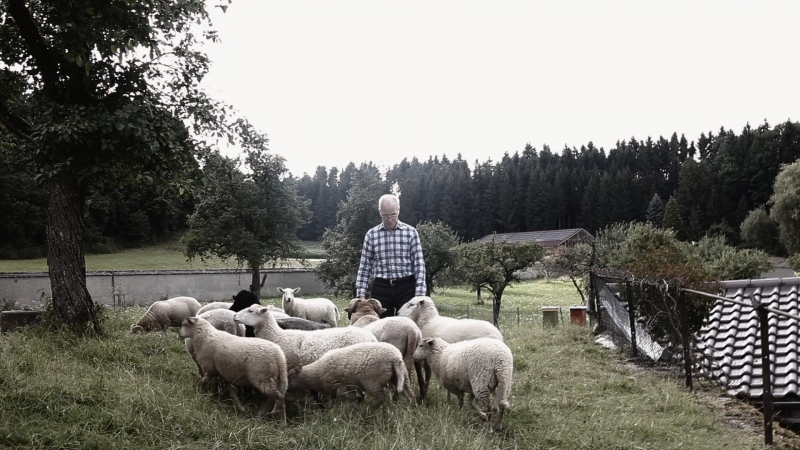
414, 337, 444, 360
286, 366, 310, 390
277, 287, 301, 310
398, 296, 433, 320
234, 305, 271, 327
178, 317, 198, 339
230, 290, 260, 312
346, 298, 385, 323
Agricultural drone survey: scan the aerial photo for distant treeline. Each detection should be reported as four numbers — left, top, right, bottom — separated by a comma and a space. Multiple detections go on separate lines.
297, 121, 800, 244
2, 120, 798, 258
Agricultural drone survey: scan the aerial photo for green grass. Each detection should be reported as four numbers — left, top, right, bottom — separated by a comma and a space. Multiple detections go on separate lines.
0, 241, 323, 272
1, 281, 796, 449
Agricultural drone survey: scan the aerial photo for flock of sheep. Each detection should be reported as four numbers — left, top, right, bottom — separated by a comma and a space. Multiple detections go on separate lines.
129, 288, 514, 431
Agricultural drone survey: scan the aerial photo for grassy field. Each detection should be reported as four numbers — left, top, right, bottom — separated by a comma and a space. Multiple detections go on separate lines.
0, 241, 324, 272
1, 281, 797, 449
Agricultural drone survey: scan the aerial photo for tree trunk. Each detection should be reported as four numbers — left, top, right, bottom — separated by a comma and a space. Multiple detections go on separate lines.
249, 263, 262, 298
492, 289, 504, 327
47, 176, 100, 334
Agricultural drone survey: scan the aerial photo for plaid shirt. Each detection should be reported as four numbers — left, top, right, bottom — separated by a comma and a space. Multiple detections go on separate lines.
355, 220, 427, 297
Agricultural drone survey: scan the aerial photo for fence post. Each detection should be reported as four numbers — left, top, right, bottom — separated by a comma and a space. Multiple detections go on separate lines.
626, 281, 638, 358
678, 289, 693, 390
758, 302, 774, 445
588, 270, 596, 326
467, 305, 470, 319
517, 306, 520, 326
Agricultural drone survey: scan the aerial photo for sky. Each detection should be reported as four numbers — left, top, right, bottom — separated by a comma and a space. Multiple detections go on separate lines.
200, 1, 800, 178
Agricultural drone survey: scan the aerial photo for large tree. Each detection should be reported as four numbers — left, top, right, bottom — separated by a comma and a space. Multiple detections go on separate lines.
0, 0, 255, 333
454, 239, 544, 326
182, 150, 310, 297
769, 160, 800, 254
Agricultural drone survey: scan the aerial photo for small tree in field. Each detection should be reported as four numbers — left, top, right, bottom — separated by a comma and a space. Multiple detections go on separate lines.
417, 221, 461, 295
551, 243, 593, 304
454, 239, 544, 326
182, 150, 310, 297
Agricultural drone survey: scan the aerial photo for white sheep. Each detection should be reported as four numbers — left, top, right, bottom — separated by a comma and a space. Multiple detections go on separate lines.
185, 309, 247, 375
414, 337, 513, 432
397, 296, 503, 401
130, 296, 201, 334
397, 296, 503, 342
278, 287, 339, 326
196, 301, 233, 315
178, 316, 288, 425
346, 298, 425, 400
287, 341, 416, 409
233, 305, 376, 370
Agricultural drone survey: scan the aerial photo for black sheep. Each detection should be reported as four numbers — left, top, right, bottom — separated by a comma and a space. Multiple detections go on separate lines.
229, 290, 261, 337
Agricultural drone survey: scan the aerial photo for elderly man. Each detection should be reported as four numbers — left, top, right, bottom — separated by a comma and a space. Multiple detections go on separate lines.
355, 194, 426, 317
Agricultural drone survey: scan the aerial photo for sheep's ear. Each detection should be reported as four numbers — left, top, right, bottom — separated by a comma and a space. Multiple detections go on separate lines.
425, 338, 435, 347
294, 287, 301, 293
287, 366, 302, 376
418, 298, 425, 306
232, 295, 236, 301
277, 287, 284, 293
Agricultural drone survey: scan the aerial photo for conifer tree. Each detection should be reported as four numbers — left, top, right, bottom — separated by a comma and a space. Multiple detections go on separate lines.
662, 197, 684, 240
646, 194, 665, 228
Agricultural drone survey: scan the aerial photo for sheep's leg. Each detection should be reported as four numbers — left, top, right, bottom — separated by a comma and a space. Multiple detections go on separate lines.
414, 360, 428, 403
450, 389, 464, 408
229, 384, 247, 413
493, 402, 505, 432
402, 377, 417, 406
366, 385, 387, 412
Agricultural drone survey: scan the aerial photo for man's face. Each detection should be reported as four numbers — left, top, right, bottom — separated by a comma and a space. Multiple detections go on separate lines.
380, 202, 399, 230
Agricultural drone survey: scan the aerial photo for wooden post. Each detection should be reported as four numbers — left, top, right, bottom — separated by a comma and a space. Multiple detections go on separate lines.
679, 290, 693, 390
626, 281, 638, 358
758, 303, 774, 445
517, 306, 520, 326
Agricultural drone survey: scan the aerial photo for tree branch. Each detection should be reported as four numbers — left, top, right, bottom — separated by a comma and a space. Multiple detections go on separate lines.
7, 0, 61, 99
0, 101, 33, 141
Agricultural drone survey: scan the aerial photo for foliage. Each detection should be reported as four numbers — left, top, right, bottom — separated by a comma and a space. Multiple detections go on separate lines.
549, 243, 593, 304
789, 253, 800, 275
0, 0, 270, 332
453, 238, 544, 326
646, 193, 665, 228
769, 160, 800, 254
682, 235, 771, 281
740, 206, 781, 253
416, 220, 461, 295
594, 223, 712, 346
662, 197, 684, 240
182, 150, 310, 295
314, 165, 390, 297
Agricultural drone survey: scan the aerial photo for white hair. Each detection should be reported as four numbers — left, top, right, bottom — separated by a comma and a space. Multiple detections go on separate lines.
378, 194, 400, 211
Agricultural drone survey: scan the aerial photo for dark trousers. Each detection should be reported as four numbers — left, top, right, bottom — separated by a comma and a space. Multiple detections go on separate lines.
370, 276, 416, 318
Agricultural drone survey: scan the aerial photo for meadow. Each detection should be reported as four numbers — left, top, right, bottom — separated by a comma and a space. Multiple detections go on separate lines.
2, 280, 798, 449
0, 240, 325, 273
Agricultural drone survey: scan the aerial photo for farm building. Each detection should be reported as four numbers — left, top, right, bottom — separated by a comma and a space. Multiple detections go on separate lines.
478, 228, 594, 252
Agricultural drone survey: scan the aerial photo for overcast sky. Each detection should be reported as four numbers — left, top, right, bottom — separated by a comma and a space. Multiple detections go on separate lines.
200, 1, 799, 178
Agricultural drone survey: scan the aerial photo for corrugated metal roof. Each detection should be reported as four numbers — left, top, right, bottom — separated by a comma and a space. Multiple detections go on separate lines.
697, 277, 800, 400
478, 228, 592, 247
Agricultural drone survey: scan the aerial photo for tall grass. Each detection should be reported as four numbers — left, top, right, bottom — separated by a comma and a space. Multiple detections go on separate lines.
1, 281, 797, 449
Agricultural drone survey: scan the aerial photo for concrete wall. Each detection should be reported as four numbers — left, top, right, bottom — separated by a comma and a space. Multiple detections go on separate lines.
0, 269, 329, 309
